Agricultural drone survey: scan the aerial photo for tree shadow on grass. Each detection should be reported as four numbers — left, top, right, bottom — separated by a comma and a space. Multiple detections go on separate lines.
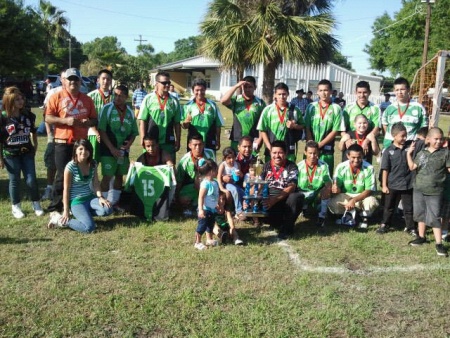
95, 214, 146, 232
0, 237, 53, 245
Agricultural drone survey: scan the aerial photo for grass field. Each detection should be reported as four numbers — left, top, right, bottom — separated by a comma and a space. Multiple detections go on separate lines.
1, 102, 450, 337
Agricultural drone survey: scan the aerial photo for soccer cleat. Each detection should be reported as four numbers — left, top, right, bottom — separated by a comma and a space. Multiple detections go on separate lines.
409, 237, 427, 246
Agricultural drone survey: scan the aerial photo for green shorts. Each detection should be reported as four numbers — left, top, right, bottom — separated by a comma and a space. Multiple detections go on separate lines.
44, 142, 56, 170
88, 135, 100, 162
179, 184, 198, 205
100, 156, 130, 176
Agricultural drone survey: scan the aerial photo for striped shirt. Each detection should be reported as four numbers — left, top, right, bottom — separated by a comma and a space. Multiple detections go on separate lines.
66, 160, 96, 205
132, 89, 147, 108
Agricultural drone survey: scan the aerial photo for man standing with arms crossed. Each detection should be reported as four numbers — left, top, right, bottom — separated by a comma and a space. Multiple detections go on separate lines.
138, 71, 181, 162
45, 68, 97, 212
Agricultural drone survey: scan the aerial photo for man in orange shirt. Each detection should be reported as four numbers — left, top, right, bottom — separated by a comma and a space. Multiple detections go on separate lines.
45, 68, 98, 212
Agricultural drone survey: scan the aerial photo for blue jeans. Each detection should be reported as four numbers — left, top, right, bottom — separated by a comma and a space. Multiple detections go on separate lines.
196, 210, 215, 235
68, 198, 113, 233
226, 183, 243, 213
4, 153, 39, 204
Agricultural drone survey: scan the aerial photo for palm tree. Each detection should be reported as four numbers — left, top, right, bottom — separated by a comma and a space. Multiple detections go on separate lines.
36, 0, 69, 76
200, 0, 338, 103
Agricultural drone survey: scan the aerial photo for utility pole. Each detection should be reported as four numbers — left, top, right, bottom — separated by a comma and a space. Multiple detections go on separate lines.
68, 38, 72, 69
134, 35, 147, 46
418, 0, 434, 104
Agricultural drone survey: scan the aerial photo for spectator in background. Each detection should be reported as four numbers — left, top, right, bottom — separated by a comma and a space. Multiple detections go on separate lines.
290, 89, 309, 116
379, 93, 392, 113
168, 84, 179, 99
132, 82, 147, 117
306, 91, 313, 104
334, 92, 346, 108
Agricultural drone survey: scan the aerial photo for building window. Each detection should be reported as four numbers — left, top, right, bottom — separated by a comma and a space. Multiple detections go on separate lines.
205, 75, 211, 89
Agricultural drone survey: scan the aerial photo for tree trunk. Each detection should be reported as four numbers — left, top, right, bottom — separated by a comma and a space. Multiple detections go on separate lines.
262, 61, 277, 104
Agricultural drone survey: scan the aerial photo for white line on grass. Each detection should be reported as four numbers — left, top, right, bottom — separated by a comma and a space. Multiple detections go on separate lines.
276, 239, 450, 275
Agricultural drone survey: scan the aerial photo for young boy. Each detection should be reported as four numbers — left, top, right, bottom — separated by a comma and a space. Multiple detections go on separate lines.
407, 127, 450, 256
377, 122, 415, 235
329, 144, 379, 229
381, 77, 428, 149
257, 82, 304, 162
220, 76, 266, 152
305, 79, 343, 175
297, 141, 332, 228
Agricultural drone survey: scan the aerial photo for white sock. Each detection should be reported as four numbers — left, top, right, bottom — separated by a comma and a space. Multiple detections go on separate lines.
319, 199, 329, 218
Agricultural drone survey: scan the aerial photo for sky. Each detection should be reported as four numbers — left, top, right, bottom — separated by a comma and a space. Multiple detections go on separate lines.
24, 0, 408, 75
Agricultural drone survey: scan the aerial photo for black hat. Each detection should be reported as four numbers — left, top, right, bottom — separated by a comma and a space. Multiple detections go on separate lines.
296, 89, 304, 94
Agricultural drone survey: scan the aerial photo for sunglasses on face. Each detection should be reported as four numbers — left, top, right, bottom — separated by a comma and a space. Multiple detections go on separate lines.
68, 77, 80, 82
158, 81, 171, 86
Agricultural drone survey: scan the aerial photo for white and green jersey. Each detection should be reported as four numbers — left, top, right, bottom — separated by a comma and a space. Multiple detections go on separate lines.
257, 103, 304, 141
88, 89, 115, 114
182, 99, 224, 149
124, 163, 176, 221
176, 149, 216, 186
343, 102, 380, 132
138, 92, 181, 146
381, 101, 427, 148
98, 102, 139, 156
226, 95, 266, 141
305, 102, 343, 153
334, 160, 376, 194
297, 159, 331, 191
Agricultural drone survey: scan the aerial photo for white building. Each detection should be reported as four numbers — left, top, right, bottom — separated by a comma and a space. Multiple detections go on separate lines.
152, 55, 383, 102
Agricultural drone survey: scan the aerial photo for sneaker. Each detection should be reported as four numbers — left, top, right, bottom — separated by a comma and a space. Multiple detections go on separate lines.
41, 186, 53, 201
409, 236, 427, 246
435, 244, 448, 257
359, 218, 368, 229
376, 224, 388, 234
194, 242, 207, 250
404, 227, 418, 237
206, 239, 218, 247
32, 201, 44, 216
234, 239, 244, 245
12, 204, 25, 219
315, 217, 326, 228
47, 211, 65, 229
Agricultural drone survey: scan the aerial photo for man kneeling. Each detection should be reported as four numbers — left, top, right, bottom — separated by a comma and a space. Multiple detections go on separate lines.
329, 144, 379, 228
261, 141, 304, 239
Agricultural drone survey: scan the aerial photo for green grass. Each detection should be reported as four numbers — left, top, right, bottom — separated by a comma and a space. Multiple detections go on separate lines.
1, 103, 450, 337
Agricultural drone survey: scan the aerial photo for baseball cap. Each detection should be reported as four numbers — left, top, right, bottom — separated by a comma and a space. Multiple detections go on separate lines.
65, 68, 81, 80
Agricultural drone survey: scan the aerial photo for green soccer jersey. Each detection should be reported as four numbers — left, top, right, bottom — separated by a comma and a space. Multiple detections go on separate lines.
138, 92, 181, 146
256, 103, 304, 142
334, 160, 376, 194
124, 163, 176, 220
381, 101, 427, 148
305, 102, 343, 152
98, 103, 139, 155
226, 95, 266, 142
88, 89, 115, 115
176, 149, 216, 186
297, 159, 331, 192
343, 102, 380, 132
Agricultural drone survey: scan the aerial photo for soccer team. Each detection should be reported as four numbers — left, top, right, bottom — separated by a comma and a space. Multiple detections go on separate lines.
1, 69, 449, 256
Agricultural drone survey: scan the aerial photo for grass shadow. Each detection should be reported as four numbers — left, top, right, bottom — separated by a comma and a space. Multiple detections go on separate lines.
0, 236, 53, 245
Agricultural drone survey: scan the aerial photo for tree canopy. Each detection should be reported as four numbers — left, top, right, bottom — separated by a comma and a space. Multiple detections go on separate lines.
364, 0, 450, 79
200, 0, 338, 103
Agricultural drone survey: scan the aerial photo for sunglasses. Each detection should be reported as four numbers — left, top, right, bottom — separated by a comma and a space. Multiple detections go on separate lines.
68, 77, 80, 82
158, 81, 171, 86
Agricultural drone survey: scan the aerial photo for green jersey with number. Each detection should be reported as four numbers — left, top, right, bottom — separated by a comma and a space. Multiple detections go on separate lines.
297, 159, 331, 191
98, 102, 139, 156
381, 101, 427, 148
305, 102, 343, 152
226, 95, 266, 141
334, 160, 376, 194
138, 92, 181, 146
256, 103, 304, 141
124, 163, 176, 220
343, 102, 380, 132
